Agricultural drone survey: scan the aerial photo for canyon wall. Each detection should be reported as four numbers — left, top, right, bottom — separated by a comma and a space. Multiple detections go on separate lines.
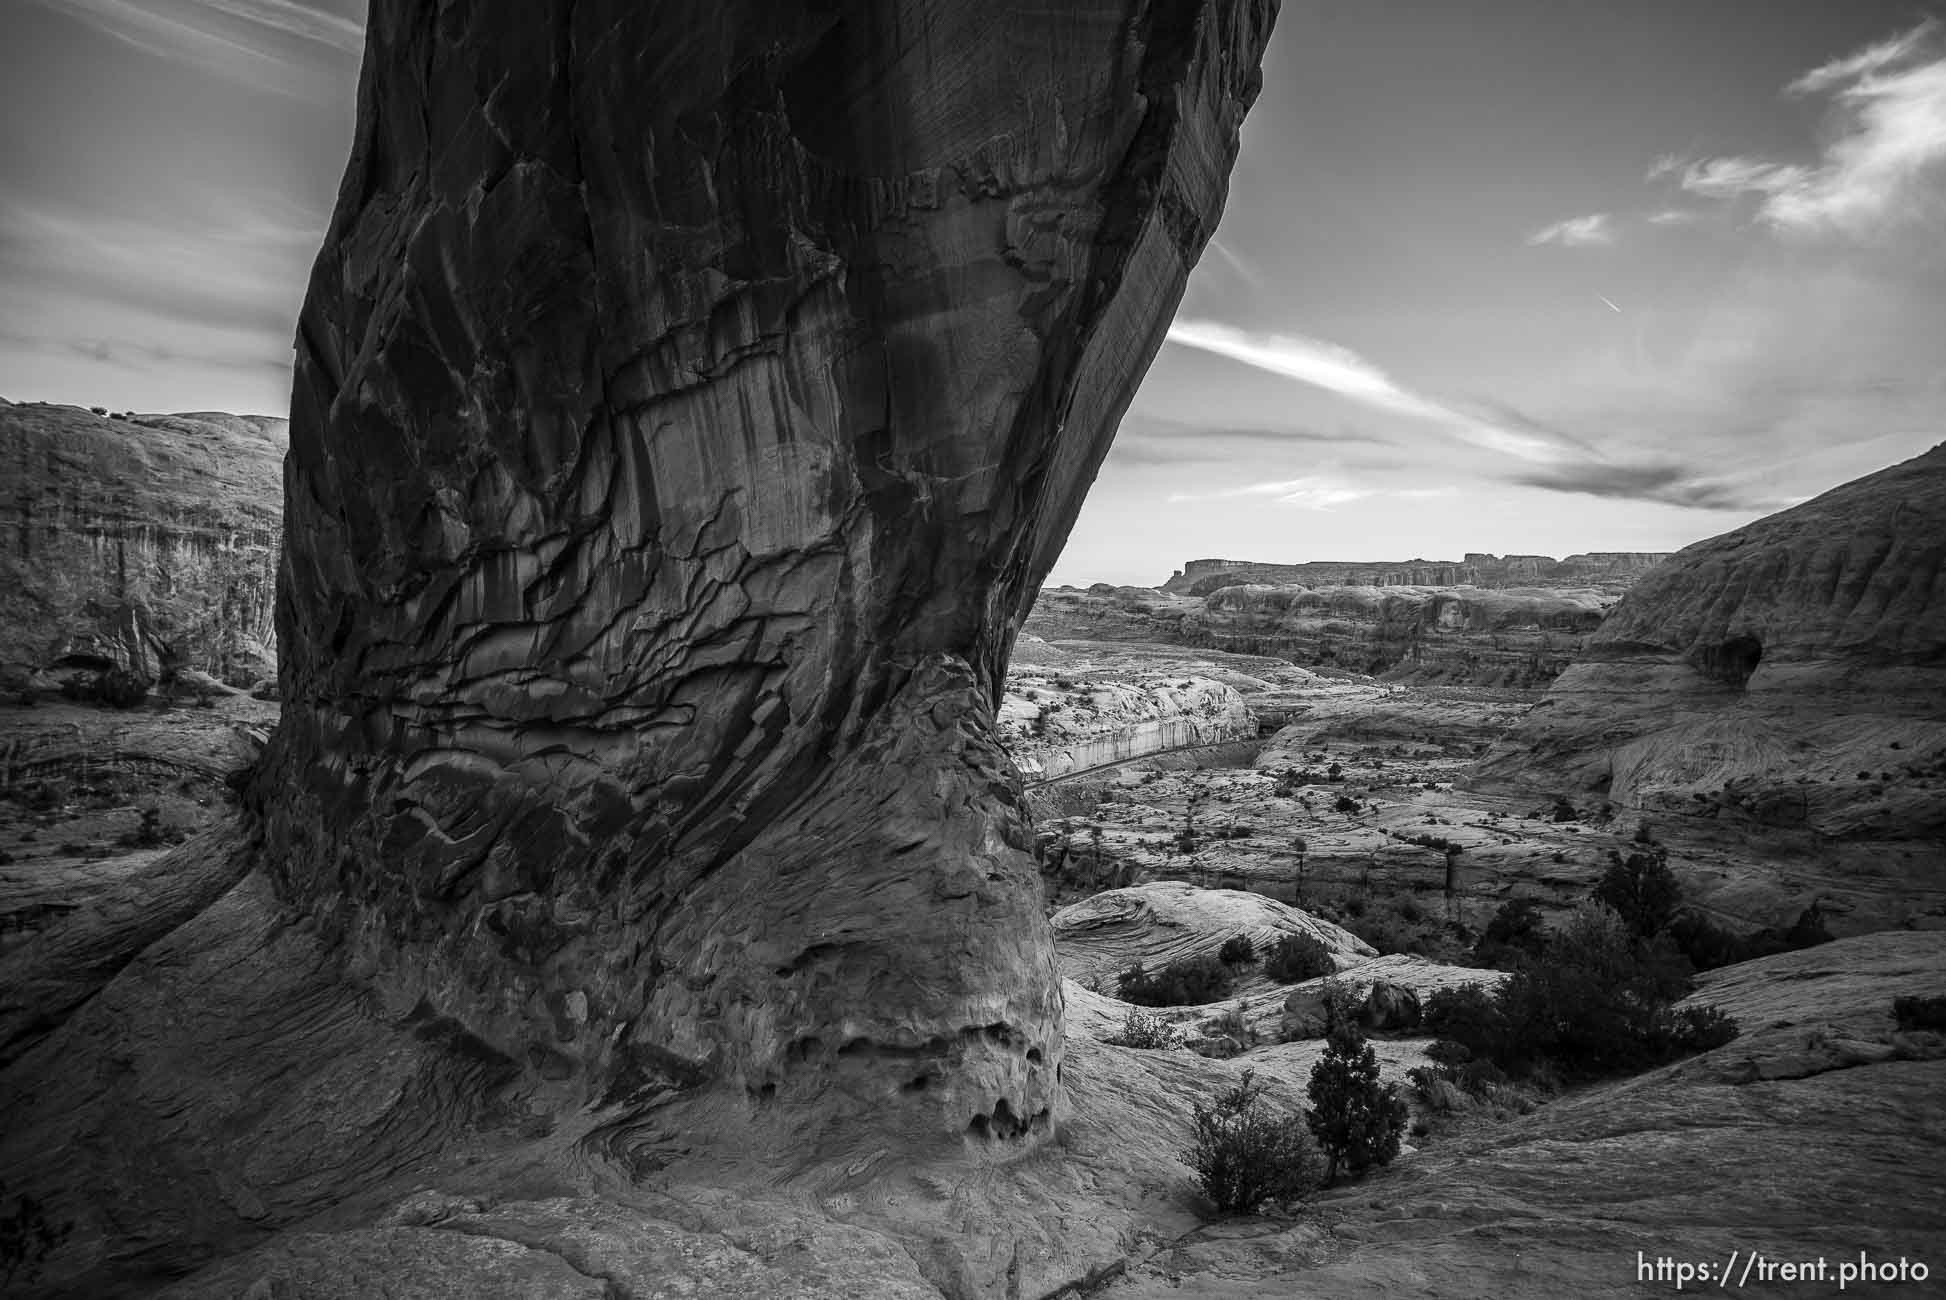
1466, 445, 1946, 906
1162, 550, 1671, 594
1001, 670, 1255, 780
0, 400, 285, 687
1026, 581, 1611, 687
258, 0, 1276, 1154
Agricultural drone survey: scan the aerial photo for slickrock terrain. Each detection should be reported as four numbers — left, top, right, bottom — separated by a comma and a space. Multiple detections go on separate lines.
1026, 581, 1617, 687
0, 400, 285, 688
1000, 667, 1255, 780
1468, 443, 1946, 931
1163, 551, 1672, 595
1106, 931, 1946, 1299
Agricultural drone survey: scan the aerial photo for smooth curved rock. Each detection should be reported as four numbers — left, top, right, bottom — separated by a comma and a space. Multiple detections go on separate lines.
259, 0, 1275, 1152
1465, 445, 1946, 925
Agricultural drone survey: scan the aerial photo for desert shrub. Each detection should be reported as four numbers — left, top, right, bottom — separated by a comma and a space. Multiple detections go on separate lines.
1184, 1069, 1319, 1214
1333, 794, 1362, 814
1217, 934, 1257, 966
1405, 1064, 1460, 1113
1106, 1009, 1178, 1050
1893, 995, 1946, 1033
1118, 954, 1235, 1007
1473, 897, 1547, 969
1306, 1012, 1408, 1183
1424, 984, 1502, 1055
1671, 1004, 1740, 1052
1343, 912, 1417, 957
1264, 932, 1336, 984
1433, 903, 1728, 1082
1594, 849, 1681, 938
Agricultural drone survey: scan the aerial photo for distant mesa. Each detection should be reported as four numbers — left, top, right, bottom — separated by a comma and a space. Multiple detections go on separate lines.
1030, 548, 1664, 688
1162, 551, 1672, 595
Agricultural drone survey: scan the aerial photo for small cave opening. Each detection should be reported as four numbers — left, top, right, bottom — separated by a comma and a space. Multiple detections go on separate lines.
1695, 633, 1765, 690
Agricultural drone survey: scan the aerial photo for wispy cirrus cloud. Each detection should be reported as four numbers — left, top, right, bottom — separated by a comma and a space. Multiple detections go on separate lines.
25, 0, 363, 96
1108, 411, 1382, 467
0, 195, 319, 337
1526, 213, 1616, 247
1162, 319, 1788, 512
1788, 18, 1939, 95
1165, 318, 1574, 463
1509, 462, 1790, 511
1648, 19, 1946, 240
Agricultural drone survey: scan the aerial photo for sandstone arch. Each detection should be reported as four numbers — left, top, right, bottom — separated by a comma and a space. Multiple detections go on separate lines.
258, 0, 1277, 1152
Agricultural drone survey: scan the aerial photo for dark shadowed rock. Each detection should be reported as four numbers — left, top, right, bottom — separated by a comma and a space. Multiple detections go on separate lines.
258, 0, 1275, 1156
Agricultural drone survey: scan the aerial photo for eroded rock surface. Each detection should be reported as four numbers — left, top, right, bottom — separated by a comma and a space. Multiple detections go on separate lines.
1026, 581, 1619, 687
1466, 445, 1946, 930
1002, 667, 1256, 780
260, 0, 1275, 1153
0, 402, 285, 688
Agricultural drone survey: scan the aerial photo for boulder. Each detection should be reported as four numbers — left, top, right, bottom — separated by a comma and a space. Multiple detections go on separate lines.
1358, 980, 1423, 1033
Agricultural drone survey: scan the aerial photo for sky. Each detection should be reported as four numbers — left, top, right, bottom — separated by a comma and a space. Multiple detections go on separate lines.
3, 1, 1944, 588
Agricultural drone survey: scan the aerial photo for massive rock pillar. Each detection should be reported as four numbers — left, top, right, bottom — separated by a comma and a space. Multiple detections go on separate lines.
261, 0, 1274, 1148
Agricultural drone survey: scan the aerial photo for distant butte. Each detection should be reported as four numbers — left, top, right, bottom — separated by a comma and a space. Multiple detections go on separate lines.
1162, 551, 1673, 594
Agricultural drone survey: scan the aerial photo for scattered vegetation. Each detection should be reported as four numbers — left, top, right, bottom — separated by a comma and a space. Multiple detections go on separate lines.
1217, 933, 1257, 966
1118, 954, 1235, 1007
1185, 1069, 1320, 1214
1305, 1001, 1409, 1183
1423, 901, 1739, 1085
1263, 932, 1336, 984
1472, 897, 1547, 969
1106, 1008, 1178, 1050
1593, 848, 1681, 937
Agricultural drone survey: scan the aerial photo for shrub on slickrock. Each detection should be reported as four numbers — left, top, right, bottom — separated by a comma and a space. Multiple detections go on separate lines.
1105, 1008, 1178, 1050
1218, 933, 1257, 966
1264, 932, 1336, 984
1594, 848, 1681, 937
1185, 1069, 1319, 1214
1117, 954, 1235, 1007
1306, 1006, 1408, 1183
1424, 902, 1738, 1084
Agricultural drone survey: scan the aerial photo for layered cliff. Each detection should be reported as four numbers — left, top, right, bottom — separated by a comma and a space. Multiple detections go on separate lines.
0, 401, 285, 686
1025, 580, 1611, 687
1001, 669, 1254, 780
1162, 550, 1670, 595
1467, 444, 1946, 862
256, 0, 1276, 1156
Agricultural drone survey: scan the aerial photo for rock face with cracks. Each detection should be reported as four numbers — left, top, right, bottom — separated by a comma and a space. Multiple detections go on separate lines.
258, 0, 1276, 1155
